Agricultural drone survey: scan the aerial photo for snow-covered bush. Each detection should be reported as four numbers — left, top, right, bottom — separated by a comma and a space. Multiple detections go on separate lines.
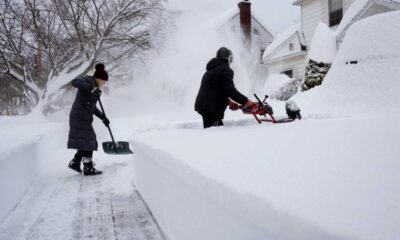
301, 60, 332, 91
263, 74, 301, 101
301, 23, 337, 91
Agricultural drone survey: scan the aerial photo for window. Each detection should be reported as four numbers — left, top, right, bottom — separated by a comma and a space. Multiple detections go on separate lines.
281, 69, 293, 78
260, 49, 265, 63
289, 43, 294, 51
254, 28, 260, 36
329, 0, 343, 27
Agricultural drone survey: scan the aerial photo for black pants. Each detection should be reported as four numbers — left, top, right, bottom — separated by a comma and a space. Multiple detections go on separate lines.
74, 150, 93, 162
201, 114, 224, 129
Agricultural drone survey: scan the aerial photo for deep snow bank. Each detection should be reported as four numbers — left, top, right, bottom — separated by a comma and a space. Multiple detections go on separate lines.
132, 117, 400, 240
294, 11, 400, 117
0, 119, 65, 223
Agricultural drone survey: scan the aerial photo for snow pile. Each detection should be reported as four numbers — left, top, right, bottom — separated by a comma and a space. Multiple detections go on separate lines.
294, 11, 400, 117
0, 119, 65, 224
336, 0, 370, 39
133, 117, 400, 240
307, 23, 337, 63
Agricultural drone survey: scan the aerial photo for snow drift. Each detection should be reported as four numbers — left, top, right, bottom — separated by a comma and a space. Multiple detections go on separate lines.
307, 23, 337, 63
133, 118, 400, 240
0, 120, 65, 224
294, 11, 400, 117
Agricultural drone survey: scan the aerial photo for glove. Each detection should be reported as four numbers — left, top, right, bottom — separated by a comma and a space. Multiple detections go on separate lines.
102, 117, 110, 127
90, 86, 102, 97
245, 100, 258, 112
228, 101, 240, 111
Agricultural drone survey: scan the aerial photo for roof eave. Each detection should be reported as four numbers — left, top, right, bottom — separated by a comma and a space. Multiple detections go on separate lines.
293, 0, 305, 6
263, 51, 307, 64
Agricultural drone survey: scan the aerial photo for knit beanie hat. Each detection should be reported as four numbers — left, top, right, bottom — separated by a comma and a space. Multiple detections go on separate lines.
216, 47, 233, 64
93, 63, 109, 81
216, 47, 232, 60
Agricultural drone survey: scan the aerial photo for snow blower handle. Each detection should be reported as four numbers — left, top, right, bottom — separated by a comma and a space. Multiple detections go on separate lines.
253, 94, 264, 106
97, 97, 117, 146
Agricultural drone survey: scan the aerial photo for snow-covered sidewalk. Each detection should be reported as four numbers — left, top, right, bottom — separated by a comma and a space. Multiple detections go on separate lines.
0, 118, 166, 240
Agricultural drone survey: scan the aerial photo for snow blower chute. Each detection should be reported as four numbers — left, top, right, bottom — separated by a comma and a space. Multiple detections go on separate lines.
98, 98, 133, 155
241, 94, 302, 124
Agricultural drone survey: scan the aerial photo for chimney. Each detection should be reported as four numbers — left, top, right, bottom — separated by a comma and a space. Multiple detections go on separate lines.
238, 0, 252, 44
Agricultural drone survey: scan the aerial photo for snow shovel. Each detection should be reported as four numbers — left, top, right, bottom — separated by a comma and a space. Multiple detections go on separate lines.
98, 98, 133, 155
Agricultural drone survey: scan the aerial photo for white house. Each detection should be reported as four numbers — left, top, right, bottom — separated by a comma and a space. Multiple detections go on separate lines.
214, 0, 274, 65
262, 0, 400, 81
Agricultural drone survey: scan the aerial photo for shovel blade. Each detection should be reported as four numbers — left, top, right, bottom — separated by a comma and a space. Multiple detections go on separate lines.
102, 141, 133, 155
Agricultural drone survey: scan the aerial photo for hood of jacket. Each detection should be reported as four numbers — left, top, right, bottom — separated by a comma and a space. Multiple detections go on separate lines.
206, 58, 229, 71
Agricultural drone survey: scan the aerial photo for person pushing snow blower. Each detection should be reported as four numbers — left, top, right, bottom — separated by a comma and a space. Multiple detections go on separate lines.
195, 47, 257, 128
67, 63, 110, 176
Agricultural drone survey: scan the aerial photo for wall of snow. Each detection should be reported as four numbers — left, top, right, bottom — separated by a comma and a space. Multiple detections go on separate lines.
131, 117, 400, 240
294, 11, 400, 117
0, 121, 65, 224
132, 141, 336, 240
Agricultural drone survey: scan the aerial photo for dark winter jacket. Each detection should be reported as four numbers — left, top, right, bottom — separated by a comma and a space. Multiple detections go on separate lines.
67, 75, 105, 151
195, 58, 248, 119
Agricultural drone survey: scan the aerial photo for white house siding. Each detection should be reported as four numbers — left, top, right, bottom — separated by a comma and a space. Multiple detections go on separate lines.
321, 0, 330, 27
268, 35, 303, 60
252, 17, 274, 62
344, 0, 356, 12
302, 0, 356, 45
228, 15, 274, 63
267, 54, 306, 81
301, 0, 325, 46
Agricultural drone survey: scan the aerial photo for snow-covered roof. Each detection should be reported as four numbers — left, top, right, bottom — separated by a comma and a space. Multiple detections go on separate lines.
211, 6, 274, 37
251, 11, 275, 37
262, 23, 305, 62
211, 7, 239, 29
336, 0, 400, 40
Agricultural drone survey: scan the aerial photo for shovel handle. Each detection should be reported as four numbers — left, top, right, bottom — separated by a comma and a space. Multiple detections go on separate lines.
97, 97, 116, 145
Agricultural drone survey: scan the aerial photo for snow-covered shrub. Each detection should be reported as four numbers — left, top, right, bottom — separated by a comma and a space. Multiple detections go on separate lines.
301, 59, 332, 91
263, 74, 301, 101
301, 23, 337, 91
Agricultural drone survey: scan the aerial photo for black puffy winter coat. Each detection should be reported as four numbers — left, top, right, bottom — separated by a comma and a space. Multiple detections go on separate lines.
195, 58, 248, 119
67, 75, 104, 151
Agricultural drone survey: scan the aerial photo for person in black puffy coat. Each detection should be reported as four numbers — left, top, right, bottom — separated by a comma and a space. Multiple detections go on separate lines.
67, 63, 110, 176
195, 47, 257, 128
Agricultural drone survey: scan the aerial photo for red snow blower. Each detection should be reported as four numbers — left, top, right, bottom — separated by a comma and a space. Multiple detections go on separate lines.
240, 94, 302, 124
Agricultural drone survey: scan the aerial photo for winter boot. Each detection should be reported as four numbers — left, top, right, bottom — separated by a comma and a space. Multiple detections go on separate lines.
83, 158, 102, 176
68, 158, 82, 173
